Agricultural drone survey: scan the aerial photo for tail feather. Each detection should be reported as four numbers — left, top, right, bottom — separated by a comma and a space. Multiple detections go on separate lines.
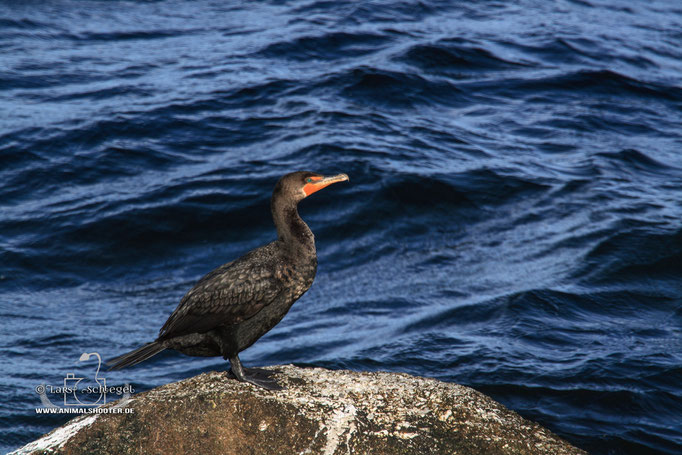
107, 341, 165, 370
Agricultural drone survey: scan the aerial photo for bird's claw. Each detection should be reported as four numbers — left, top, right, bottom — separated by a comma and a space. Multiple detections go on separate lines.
227, 366, 284, 391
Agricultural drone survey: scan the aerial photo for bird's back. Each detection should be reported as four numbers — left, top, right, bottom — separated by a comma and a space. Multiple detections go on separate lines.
158, 241, 316, 342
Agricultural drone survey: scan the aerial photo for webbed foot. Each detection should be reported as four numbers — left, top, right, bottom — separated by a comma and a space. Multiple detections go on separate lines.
227, 356, 284, 391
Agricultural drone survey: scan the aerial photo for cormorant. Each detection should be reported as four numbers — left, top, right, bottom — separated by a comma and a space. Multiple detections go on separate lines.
108, 171, 349, 390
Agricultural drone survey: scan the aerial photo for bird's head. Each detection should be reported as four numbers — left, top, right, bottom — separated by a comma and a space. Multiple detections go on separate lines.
274, 171, 349, 203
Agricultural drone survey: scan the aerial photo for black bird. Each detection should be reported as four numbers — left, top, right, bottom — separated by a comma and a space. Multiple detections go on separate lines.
108, 171, 349, 390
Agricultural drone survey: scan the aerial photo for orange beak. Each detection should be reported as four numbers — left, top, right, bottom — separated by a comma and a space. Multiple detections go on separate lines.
302, 173, 349, 197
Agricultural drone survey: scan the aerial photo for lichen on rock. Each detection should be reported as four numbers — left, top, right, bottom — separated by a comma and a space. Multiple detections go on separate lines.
12, 365, 587, 455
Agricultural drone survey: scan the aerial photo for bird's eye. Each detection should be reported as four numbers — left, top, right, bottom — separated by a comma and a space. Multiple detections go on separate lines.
306, 178, 312, 183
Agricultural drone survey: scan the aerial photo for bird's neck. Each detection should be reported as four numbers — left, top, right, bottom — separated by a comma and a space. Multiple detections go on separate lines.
271, 197, 316, 257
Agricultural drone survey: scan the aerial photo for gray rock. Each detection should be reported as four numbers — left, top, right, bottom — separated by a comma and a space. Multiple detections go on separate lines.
12, 365, 588, 455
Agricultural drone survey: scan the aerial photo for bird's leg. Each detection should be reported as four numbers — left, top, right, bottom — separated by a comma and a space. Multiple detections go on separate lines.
228, 355, 283, 391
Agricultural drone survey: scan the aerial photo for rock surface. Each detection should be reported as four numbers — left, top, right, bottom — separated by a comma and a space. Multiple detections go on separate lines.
13, 365, 588, 455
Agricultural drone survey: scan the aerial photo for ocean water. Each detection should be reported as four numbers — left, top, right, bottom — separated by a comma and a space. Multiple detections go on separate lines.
1, 0, 681, 453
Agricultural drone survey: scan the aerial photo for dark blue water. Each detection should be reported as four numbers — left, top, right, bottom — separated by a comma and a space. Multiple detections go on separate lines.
2, 0, 681, 453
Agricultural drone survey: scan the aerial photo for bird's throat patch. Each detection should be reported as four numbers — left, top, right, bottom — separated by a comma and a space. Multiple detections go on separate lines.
302, 177, 325, 196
